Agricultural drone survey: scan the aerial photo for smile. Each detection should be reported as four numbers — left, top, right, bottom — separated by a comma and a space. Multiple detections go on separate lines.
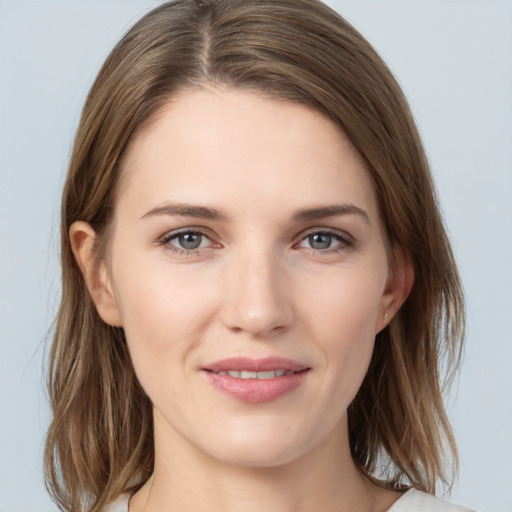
202, 357, 310, 403
211, 369, 295, 379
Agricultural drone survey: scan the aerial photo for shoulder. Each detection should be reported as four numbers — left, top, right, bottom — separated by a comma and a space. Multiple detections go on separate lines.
389, 488, 478, 512
102, 493, 130, 512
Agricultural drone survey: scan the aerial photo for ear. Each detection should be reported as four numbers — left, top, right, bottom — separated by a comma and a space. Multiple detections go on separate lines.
69, 221, 123, 327
375, 246, 415, 333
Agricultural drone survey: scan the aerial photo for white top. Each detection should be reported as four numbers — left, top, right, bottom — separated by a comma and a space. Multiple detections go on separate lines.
104, 488, 477, 511
388, 489, 476, 511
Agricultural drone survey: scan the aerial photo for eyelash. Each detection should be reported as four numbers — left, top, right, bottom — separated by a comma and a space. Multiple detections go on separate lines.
296, 228, 354, 254
157, 228, 354, 256
157, 229, 218, 256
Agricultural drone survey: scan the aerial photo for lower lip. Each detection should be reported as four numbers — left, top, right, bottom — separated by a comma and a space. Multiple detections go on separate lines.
203, 370, 309, 403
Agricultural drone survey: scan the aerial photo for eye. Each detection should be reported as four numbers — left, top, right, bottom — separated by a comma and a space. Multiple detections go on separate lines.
297, 230, 352, 251
159, 229, 216, 253
172, 231, 207, 250
306, 233, 335, 250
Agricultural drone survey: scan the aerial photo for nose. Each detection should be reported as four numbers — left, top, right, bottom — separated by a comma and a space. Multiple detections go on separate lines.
220, 248, 294, 338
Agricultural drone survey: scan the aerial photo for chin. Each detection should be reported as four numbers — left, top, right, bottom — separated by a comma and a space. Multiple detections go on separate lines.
195, 416, 321, 469
208, 440, 305, 469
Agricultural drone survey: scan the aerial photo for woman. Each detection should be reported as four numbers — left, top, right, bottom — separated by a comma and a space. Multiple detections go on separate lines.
44, 1, 473, 511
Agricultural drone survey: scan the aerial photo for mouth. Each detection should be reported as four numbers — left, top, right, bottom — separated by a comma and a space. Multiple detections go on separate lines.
206, 369, 299, 379
203, 356, 309, 375
202, 357, 311, 403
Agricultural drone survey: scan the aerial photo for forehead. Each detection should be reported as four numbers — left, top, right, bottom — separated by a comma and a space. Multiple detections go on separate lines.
117, 87, 379, 222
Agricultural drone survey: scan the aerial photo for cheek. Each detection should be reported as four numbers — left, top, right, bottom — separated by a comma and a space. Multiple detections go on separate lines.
300, 264, 385, 392
111, 258, 216, 385
303, 262, 385, 341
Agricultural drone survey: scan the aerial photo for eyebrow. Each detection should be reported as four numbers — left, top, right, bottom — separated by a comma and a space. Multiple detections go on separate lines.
140, 202, 227, 221
293, 204, 371, 225
140, 201, 370, 225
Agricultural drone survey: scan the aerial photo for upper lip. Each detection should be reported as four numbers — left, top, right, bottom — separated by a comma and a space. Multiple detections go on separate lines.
203, 356, 309, 373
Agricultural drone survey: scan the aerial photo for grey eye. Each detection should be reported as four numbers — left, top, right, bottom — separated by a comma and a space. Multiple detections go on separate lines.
308, 233, 333, 250
177, 232, 203, 249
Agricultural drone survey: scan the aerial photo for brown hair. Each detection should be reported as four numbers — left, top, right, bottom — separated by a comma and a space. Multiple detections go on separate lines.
45, 1, 464, 510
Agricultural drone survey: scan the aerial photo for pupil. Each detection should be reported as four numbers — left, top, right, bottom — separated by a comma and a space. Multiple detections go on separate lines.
179, 233, 202, 249
310, 233, 331, 249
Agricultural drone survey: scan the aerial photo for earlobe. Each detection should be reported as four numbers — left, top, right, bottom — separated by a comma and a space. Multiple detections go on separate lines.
376, 246, 415, 333
69, 221, 123, 327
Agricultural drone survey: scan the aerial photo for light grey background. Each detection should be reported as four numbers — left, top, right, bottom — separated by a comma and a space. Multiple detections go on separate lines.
1, 1, 511, 511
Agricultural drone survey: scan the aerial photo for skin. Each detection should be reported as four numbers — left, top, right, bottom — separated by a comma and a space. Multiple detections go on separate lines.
71, 88, 413, 512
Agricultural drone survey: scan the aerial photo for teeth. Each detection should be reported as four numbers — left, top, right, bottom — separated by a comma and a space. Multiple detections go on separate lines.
218, 369, 291, 379
256, 371, 275, 379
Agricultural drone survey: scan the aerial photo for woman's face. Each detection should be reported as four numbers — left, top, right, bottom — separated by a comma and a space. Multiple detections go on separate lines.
86, 88, 403, 467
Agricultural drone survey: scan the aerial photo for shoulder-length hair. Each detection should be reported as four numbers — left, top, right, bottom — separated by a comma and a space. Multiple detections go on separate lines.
45, 1, 464, 511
